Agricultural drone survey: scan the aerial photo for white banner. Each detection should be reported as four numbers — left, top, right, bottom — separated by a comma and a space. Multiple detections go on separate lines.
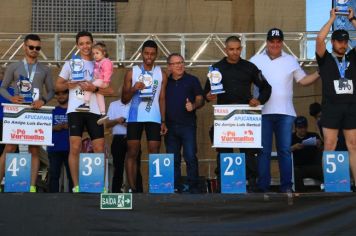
1, 103, 54, 146
213, 105, 262, 148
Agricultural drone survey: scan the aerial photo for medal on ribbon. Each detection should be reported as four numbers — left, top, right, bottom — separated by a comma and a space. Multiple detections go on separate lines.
17, 59, 38, 103
332, 54, 354, 94
138, 65, 154, 98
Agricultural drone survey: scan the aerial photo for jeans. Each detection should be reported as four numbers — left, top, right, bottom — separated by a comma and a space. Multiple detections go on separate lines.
165, 124, 199, 190
48, 151, 73, 192
257, 114, 295, 192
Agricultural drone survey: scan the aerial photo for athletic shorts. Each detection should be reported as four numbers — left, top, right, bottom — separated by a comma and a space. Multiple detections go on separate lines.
127, 122, 161, 141
68, 112, 104, 140
321, 103, 356, 129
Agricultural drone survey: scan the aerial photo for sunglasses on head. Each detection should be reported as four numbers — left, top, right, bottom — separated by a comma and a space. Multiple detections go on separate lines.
27, 45, 41, 51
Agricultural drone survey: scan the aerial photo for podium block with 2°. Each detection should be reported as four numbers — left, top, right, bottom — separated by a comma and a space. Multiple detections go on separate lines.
213, 105, 262, 193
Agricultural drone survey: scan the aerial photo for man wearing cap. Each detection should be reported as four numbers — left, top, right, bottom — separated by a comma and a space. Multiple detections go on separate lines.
316, 8, 356, 188
250, 28, 319, 193
291, 116, 323, 192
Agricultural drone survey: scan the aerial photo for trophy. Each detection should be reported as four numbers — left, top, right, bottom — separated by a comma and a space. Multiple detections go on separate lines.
138, 72, 154, 98
335, 0, 350, 16
70, 54, 85, 81
207, 66, 225, 94
17, 75, 33, 104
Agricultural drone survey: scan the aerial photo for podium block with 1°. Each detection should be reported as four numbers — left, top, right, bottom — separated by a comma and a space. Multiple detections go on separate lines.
149, 154, 174, 193
79, 153, 105, 193
220, 153, 246, 193
323, 151, 351, 192
5, 153, 31, 192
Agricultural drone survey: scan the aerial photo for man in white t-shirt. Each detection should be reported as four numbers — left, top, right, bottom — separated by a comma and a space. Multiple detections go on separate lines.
250, 28, 319, 193
56, 31, 112, 193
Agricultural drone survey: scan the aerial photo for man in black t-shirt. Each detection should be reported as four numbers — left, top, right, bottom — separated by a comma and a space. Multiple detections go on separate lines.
204, 36, 272, 192
316, 8, 356, 187
291, 116, 323, 192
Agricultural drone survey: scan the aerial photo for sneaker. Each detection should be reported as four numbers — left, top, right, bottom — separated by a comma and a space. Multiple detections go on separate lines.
72, 185, 80, 193
174, 188, 182, 194
97, 115, 108, 125
76, 104, 90, 112
128, 188, 137, 193
29, 185, 37, 193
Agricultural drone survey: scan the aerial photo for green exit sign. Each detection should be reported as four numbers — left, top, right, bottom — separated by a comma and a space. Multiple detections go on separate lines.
100, 193, 133, 210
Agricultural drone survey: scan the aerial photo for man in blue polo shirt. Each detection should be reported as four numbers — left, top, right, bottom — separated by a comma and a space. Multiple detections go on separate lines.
165, 53, 204, 193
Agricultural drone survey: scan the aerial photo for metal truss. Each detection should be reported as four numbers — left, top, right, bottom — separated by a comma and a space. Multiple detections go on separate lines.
0, 32, 348, 68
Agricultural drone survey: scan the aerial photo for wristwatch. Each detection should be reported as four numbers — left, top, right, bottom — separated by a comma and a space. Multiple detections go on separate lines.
349, 16, 356, 22
94, 87, 99, 93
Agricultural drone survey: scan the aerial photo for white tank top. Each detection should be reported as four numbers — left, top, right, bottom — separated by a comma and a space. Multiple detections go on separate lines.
128, 65, 162, 123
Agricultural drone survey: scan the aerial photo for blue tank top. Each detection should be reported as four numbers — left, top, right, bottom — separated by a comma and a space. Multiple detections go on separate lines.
128, 65, 162, 123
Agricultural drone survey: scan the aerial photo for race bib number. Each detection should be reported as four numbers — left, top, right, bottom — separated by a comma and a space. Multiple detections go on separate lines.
75, 88, 84, 100
333, 79, 354, 94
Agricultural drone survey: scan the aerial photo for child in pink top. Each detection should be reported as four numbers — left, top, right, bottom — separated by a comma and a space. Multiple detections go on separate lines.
76, 42, 113, 125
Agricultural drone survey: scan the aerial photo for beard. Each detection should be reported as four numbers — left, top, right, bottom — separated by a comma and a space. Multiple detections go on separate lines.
332, 47, 347, 56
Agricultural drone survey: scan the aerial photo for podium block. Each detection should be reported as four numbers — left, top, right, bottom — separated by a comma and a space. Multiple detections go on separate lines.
5, 153, 31, 192
79, 153, 105, 193
220, 153, 246, 193
149, 154, 174, 193
323, 151, 350, 192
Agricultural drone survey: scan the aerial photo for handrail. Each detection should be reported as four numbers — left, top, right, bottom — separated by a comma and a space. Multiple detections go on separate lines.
0, 31, 351, 68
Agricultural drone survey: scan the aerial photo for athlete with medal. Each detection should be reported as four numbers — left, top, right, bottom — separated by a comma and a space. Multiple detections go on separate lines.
56, 31, 113, 193
0, 34, 54, 192
122, 40, 168, 192
205, 36, 272, 192
316, 7, 356, 189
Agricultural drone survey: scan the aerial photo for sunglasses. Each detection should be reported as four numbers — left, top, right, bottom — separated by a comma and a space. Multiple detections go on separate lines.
27, 45, 41, 51
55, 89, 69, 95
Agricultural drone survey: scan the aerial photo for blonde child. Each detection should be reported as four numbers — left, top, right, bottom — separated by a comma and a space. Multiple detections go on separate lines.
76, 42, 113, 125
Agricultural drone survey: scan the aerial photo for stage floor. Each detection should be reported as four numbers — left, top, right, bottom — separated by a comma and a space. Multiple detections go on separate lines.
1, 192, 356, 235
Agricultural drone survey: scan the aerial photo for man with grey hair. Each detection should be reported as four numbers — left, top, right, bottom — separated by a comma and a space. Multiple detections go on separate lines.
165, 53, 204, 193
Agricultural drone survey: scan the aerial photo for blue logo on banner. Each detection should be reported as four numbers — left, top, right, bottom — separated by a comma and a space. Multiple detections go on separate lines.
79, 153, 105, 193
5, 153, 31, 192
220, 153, 246, 193
149, 154, 174, 193
323, 151, 350, 192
